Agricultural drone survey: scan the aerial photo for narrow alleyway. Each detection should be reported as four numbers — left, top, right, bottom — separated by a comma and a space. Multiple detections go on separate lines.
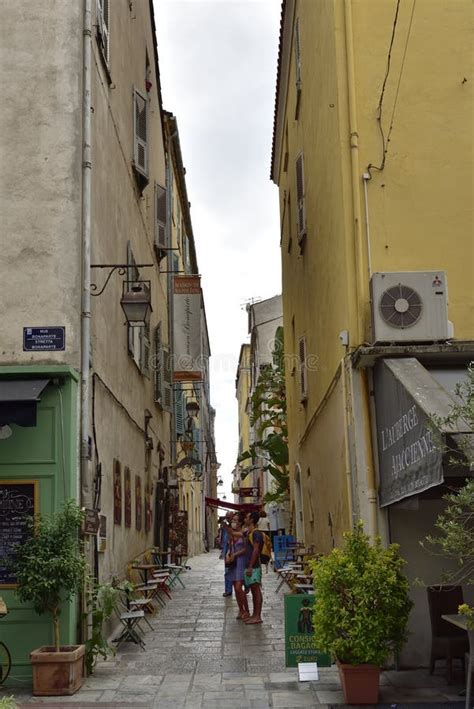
12, 551, 466, 708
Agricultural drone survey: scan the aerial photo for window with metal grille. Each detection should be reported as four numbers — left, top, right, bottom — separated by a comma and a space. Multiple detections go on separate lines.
294, 17, 302, 119
298, 336, 307, 402
295, 153, 306, 243
133, 87, 148, 181
97, 0, 110, 66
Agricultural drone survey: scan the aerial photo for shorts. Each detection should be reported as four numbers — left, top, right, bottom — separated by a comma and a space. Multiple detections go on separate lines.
244, 567, 262, 587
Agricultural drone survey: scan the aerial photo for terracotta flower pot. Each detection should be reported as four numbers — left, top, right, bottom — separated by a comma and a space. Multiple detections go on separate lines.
30, 645, 85, 696
337, 660, 380, 704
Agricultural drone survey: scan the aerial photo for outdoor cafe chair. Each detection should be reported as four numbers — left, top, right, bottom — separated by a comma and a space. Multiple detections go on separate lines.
427, 585, 469, 684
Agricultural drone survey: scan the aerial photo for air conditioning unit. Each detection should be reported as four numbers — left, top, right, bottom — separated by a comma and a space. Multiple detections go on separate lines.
370, 271, 450, 344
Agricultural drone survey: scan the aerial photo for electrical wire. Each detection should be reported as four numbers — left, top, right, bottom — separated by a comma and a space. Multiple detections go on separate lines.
367, 0, 401, 176
386, 0, 417, 148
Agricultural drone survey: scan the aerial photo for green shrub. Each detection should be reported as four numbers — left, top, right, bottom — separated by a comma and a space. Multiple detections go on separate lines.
0, 696, 18, 709
309, 523, 412, 666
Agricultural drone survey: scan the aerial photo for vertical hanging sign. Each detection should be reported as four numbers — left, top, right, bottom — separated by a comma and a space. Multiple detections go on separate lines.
173, 276, 202, 381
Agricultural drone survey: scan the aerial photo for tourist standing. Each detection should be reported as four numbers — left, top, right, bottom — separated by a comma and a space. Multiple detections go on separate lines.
244, 511, 264, 624
221, 511, 234, 597
226, 512, 250, 620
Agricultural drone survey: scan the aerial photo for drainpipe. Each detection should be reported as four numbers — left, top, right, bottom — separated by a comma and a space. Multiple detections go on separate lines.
81, 0, 92, 509
166, 131, 177, 470
341, 358, 354, 527
344, 0, 368, 344
360, 369, 378, 539
166, 130, 177, 556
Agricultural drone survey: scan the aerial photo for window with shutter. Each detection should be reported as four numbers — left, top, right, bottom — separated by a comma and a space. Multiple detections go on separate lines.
97, 0, 110, 66
133, 87, 148, 182
154, 324, 162, 405
162, 346, 172, 413
155, 183, 167, 250
175, 383, 184, 435
127, 243, 140, 364
294, 17, 302, 119
140, 320, 151, 377
298, 336, 308, 402
295, 153, 306, 243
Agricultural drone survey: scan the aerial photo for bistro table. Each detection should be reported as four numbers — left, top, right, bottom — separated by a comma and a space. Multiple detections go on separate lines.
442, 613, 473, 709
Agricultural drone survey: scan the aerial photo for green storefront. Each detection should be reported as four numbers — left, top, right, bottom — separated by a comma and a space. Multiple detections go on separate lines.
0, 365, 80, 683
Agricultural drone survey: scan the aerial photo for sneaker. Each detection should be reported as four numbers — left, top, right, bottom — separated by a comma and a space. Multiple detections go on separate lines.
222, 592, 232, 597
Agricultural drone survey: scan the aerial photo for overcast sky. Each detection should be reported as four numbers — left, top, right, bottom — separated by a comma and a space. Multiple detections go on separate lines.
154, 0, 282, 498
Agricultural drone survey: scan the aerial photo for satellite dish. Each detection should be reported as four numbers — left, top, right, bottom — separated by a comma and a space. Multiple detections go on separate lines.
0, 425, 13, 440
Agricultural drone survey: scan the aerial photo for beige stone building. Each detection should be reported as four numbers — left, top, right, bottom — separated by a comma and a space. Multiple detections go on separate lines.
0, 0, 216, 675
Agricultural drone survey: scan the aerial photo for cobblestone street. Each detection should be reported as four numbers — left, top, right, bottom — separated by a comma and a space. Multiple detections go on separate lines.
10, 550, 466, 708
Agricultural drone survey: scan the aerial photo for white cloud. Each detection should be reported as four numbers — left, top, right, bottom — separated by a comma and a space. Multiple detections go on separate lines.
154, 0, 282, 496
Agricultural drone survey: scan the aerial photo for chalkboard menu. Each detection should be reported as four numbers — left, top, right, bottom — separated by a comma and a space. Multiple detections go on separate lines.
0, 481, 38, 587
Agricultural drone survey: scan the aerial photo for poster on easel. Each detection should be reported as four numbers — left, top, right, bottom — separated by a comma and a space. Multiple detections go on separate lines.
169, 508, 188, 558
284, 594, 331, 668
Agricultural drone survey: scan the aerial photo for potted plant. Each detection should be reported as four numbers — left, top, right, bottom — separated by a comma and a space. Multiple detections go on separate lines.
309, 523, 412, 704
10, 500, 86, 696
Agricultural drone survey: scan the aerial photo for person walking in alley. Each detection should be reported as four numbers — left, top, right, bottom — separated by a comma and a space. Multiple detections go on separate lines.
244, 511, 264, 624
220, 511, 234, 597
226, 512, 250, 620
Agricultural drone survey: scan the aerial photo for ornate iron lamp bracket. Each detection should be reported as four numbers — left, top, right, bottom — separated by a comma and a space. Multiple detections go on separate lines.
90, 263, 154, 296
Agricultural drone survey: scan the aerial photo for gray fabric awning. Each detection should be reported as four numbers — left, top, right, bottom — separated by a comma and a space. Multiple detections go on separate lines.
374, 359, 471, 507
0, 379, 50, 427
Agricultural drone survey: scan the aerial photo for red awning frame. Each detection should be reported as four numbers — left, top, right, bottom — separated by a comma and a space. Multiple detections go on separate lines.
205, 496, 261, 512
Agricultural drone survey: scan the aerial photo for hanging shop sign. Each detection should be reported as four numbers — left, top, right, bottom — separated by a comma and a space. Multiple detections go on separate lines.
173, 276, 202, 381
374, 359, 443, 507
0, 480, 38, 587
23, 327, 65, 352
238, 487, 260, 498
284, 594, 331, 668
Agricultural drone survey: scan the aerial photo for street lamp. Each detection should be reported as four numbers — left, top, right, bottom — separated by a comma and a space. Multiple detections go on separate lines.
120, 280, 152, 326
185, 400, 200, 418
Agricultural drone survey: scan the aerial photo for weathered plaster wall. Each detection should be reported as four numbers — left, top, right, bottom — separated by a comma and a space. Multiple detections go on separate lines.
0, 1, 83, 367
88, 0, 170, 579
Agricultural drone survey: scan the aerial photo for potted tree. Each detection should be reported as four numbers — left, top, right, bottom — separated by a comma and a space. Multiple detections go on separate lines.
310, 523, 412, 704
11, 500, 86, 696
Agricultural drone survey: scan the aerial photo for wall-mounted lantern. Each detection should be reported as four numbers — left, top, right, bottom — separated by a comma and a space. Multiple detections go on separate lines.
120, 280, 152, 327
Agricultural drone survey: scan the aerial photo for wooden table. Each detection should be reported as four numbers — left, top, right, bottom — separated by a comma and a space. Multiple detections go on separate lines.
442, 613, 473, 709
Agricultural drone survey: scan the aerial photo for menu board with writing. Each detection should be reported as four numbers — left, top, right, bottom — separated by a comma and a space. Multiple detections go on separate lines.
0, 481, 38, 588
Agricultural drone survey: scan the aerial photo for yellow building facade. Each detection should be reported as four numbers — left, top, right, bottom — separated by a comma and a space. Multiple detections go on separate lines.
234, 344, 253, 500
272, 0, 473, 665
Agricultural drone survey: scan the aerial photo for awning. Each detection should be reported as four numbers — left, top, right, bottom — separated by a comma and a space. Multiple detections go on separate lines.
205, 496, 261, 512
374, 359, 471, 507
0, 379, 50, 427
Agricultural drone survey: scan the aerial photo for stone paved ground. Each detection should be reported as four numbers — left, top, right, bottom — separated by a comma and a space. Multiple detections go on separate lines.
7, 550, 467, 708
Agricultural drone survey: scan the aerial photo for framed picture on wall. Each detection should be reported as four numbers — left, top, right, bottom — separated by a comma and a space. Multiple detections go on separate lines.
145, 483, 152, 533
135, 475, 142, 531
113, 460, 121, 525
124, 467, 131, 528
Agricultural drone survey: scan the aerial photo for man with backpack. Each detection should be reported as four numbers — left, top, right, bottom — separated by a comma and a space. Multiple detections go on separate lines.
244, 511, 265, 624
